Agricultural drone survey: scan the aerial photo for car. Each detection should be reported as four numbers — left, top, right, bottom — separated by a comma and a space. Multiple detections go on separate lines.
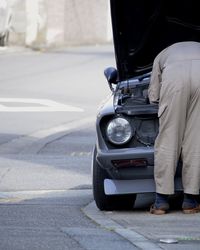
92, 0, 200, 211
0, 0, 12, 46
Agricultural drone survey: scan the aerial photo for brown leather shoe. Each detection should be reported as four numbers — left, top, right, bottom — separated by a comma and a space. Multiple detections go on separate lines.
182, 204, 200, 214
150, 204, 169, 215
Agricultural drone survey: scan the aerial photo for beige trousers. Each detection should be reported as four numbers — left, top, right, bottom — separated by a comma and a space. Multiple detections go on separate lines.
155, 60, 200, 195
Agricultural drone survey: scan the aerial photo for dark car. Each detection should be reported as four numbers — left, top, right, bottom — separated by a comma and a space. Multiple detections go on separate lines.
92, 0, 200, 211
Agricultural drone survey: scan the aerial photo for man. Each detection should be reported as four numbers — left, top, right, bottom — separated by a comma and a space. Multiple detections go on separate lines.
148, 41, 200, 215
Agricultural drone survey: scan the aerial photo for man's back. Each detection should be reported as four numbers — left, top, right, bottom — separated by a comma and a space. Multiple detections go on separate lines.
159, 41, 200, 66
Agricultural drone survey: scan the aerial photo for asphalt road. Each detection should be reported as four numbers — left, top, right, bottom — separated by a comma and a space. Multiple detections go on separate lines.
0, 45, 114, 191
0, 45, 113, 142
0, 45, 139, 250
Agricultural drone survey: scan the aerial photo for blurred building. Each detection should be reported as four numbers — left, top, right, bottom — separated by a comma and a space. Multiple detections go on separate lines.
6, 0, 112, 48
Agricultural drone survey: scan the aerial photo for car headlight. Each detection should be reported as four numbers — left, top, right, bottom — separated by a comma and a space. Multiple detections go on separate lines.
106, 117, 133, 145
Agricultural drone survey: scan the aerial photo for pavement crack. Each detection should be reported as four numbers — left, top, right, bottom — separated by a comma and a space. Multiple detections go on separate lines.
36, 132, 70, 154
0, 168, 11, 184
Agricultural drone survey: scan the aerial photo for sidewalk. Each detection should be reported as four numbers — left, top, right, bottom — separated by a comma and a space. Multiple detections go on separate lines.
0, 46, 31, 54
83, 194, 200, 250
0, 44, 114, 55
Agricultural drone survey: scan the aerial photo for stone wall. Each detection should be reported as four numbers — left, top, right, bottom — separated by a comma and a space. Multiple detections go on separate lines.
7, 0, 112, 48
7, 0, 26, 45
45, 0, 66, 47
63, 0, 111, 45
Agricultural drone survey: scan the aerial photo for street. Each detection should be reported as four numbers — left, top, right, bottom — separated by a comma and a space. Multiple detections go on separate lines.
0, 45, 113, 191
0, 45, 136, 250
1, 45, 200, 250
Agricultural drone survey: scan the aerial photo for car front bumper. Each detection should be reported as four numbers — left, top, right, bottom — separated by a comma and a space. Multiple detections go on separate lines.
104, 178, 183, 195
96, 146, 155, 179
97, 146, 155, 165
96, 146, 183, 195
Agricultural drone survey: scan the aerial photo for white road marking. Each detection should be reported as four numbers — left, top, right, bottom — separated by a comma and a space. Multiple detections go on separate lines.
0, 98, 84, 112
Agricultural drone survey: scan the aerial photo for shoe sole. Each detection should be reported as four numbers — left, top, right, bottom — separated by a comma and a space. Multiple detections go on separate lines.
150, 205, 168, 215
183, 207, 200, 214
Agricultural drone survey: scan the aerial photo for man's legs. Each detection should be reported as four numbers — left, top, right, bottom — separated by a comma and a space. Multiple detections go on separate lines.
150, 62, 192, 214
181, 62, 200, 213
152, 61, 200, 214
150, 83, 190, 214
154, 84, 189, 195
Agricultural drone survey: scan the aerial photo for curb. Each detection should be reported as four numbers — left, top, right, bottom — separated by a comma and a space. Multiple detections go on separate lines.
0, 46, 33, 55
82, 201, 162, 250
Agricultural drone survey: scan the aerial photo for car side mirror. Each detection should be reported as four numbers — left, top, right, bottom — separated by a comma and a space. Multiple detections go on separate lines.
104, 67, 118, 91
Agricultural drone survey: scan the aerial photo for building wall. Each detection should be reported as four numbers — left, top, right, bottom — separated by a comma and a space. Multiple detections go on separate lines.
63, 0, 111, 45
7, 0, 26, 45
7, 0, 112, 48
45, 0, 66, 47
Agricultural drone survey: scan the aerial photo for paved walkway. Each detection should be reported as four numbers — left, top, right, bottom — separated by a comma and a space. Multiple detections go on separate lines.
83, 194, 200, 250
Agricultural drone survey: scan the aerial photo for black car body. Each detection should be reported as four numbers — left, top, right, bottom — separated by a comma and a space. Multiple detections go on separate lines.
92, 0, 200, 210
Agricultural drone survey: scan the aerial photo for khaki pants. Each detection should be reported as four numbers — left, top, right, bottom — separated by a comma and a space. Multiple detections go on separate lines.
154, 60, 200, 195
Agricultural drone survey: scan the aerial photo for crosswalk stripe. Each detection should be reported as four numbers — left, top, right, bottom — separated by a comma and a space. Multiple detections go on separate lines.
0, 98, 84, 112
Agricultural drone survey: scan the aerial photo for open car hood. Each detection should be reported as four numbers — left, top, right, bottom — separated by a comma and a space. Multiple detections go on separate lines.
110, 0, 200, 81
